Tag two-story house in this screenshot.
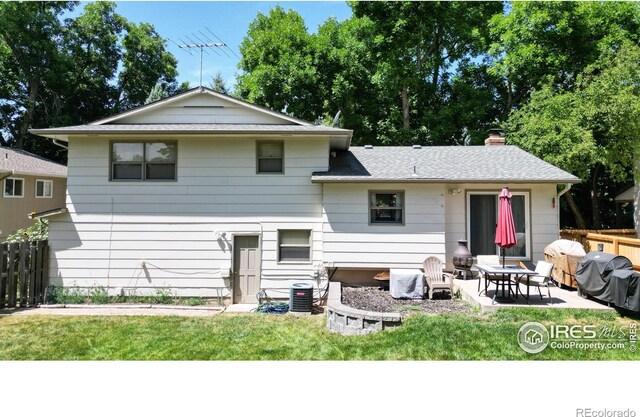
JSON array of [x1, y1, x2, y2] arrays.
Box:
[[30, 87, 578, 303]]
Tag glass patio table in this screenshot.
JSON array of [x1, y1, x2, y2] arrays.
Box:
[[475, 264, 537, 304]]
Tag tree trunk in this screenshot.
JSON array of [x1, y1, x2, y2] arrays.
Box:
[[401, 84, 410, 129], [590, 166, 602, 229], [18, 78, 39, 150], [564, 190, 587, 229]]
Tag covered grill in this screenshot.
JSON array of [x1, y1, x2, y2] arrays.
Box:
[[575, 252, 640, 311], [543, 239, 586, 288]]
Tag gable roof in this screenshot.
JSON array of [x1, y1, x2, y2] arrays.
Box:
[[311, 146, 579, 184], [0, 147, 67, 178], [91, 86, 312, 126], [29, 87, 353, 149]]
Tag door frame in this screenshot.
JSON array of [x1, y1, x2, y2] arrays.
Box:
[[231, 233, 262, 304]]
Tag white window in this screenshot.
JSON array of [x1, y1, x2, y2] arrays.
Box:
[[466, 191, 530, 259], [111, 141, 177, 181], [278, 230, 311, 262], [257, 141, 284, 174], [4, 178, 24, 198], [35, 179, 53, 198], [369, 191, 404, 224]]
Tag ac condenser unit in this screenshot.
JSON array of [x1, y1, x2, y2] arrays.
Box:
[[289, 283, 313, 313]]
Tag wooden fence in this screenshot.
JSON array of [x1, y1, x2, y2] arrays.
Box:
[[560, 229, 640, 270], [0, 241, 48, 309]]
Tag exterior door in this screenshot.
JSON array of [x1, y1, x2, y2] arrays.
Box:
[[233, 236, 260, 304]]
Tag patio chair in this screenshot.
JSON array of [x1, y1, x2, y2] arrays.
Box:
[[476, 255, 500, 293], [423, 257, 455, 299], [515, 260, 554, 304]]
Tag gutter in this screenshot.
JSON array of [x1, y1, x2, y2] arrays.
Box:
[[557, 183, 573, 233], [29, 207, 68, 220]]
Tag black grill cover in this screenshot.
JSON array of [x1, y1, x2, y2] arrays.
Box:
[[576, 252, 639, 311]]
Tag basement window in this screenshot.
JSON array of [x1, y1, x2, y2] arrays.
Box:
[[111, 141, 177, 181], [278, 230, 311, 262]]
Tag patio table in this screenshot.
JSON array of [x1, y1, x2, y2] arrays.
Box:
[[475, 264, 537, 304]]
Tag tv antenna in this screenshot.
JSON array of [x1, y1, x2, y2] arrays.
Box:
[[170, 28, 240, 88]]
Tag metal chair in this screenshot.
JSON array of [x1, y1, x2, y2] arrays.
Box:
[[423, 257, 455, 299], [476, 255, 500, 293], [515, 260, 554, 304]]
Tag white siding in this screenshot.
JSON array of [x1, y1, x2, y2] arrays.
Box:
[[322, 183, 446, 269], [116, 95, 294, 125], [444, 183, 559, 270], [48, 135, 329, 298]]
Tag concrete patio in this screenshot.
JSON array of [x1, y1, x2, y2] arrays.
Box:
[[454, 277, 613, 312]]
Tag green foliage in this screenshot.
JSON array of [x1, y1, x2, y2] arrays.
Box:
[[209, 71, 229, 95], [6, 219, 48, 243], [144, 82, 169, 104], [0, 2, 179, 159]]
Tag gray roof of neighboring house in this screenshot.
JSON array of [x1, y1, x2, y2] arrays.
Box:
[[311, 145, 580, 183], [0, 147, 67, 178]]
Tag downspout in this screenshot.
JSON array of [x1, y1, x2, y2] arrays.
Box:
[[0, 169, 16, 182], [557, 183, 573, 235], [52, 139, 68, 149]]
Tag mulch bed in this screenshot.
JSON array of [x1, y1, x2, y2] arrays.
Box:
[[341, 286, 472, 315]]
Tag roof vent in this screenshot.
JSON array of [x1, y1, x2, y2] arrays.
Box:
[[413, 144, 422, 149], [364, 145, 373, 150]]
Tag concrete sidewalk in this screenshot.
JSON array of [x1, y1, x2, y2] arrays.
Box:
[[0, 304, 226, 317]]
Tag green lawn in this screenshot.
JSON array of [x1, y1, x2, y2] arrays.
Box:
[[0, 308, 638, 360]]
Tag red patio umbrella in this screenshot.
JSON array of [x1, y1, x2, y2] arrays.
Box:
[[495, 187, 517, 267]]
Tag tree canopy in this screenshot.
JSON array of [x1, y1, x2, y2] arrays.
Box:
[[0, 1, 179, 161]]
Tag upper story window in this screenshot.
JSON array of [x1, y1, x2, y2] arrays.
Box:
[[111, 141, 177, 181], [257, 141, 284, 174], [467, 191, 530, 259], [35, 179, 53, 198], [369, 191, 404, 224], [4, 178, 24, 198]]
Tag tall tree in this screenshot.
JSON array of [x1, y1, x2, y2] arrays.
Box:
[[0, 2, 180, 162], [506, 42, 640, 229], [209, 71, 229, 95]]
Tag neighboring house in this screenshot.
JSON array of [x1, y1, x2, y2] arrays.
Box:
[[30, 87, 579, 302], [614, 186, 635, 228], [0, 147, 67, 241]]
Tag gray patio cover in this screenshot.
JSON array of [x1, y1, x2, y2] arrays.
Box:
[[390, 269, 424, 299]]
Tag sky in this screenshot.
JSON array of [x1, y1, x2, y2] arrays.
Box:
[[93, 1, 353, 89]]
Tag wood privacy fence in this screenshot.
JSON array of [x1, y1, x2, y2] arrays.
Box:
[[0, 241, 48, 309], [560, 229, 640, 270]]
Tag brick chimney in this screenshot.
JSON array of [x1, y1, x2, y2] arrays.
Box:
[[485, 128, 505, 146]]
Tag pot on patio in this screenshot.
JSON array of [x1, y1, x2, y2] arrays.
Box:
[[452, 239, 474, 280]]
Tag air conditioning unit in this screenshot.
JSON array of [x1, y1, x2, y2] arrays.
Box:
[[289, 283, 313, 313]]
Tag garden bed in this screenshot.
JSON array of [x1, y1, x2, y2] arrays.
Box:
[[341, 286, 471, 315]]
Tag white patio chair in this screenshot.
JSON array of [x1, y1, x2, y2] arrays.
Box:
[[515, 260, 554, 304], [423, 257, 455, 299], [476, 255, 500, 293]]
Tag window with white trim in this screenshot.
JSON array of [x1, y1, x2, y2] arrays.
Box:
[[369, 191, 404, 224], [35, 179, 53, 198], [111, 141, 177, 181], [257, 141, 284, 174], [278, 230, 311, 262], [4, 178, 24, 198], [466, 191, 530, 259]]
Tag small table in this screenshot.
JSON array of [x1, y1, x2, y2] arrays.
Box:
[[475, 264, 537, 304]]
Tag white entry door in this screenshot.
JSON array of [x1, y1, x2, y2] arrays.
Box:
[[233, 236, 260, 304]]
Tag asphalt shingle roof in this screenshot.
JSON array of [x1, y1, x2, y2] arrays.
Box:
[[30, 123, 351, 135], [0, 147, 67, 178], [311, 145, 579, 183]]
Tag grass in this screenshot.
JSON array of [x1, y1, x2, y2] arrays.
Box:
[[0, 308, 639, 360]]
